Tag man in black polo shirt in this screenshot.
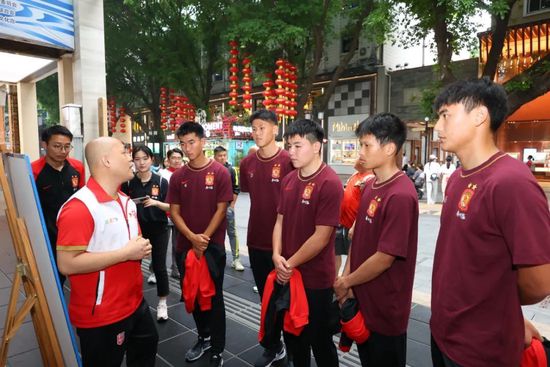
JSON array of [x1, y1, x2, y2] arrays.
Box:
[[32, 125, 85, 285]]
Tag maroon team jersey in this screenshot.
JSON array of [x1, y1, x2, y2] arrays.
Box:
[[431, 152, 550, 367], [277, 163, 343, 289], [239, 148, 294, 251], [350, 171, 418, 335], [166, 159, 233, 252]]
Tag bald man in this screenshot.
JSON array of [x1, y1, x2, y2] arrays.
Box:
[[57, 137, 158, 367]]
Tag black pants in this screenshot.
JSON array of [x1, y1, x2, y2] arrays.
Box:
[[142, 225, 169, 297], [77, 299, 158, 367], [283, 287, 338, 367], [431, 335, 463, 367], [357, 331, 406, 367], [249, 248, 275, 298], [181, 244, 226, 354]]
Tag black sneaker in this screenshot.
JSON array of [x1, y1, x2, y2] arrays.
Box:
[[185, 336, 211, 362], [254, 343, 286, 367], [209, 353, 223, 367]]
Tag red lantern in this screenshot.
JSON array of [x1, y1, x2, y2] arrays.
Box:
[[228, 40, 239, 109], [241, 54, 253, 113]]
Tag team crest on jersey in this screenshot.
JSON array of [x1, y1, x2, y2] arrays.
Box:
[[117, 331, 125, 345], [458, 183, 477, 212], [151, 185, 159, 197], [271, 164, 281, 182], [366, 196, 382, 218], [302, 182, 315, 200], [205, 172, 215, 189], [71, 175, 79, 189]]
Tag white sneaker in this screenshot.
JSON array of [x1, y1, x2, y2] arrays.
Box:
[[147, 273, 157, 284], [253, 286, 258, 293], [232, 259, 244, 271], [157, 301, 168, 322]]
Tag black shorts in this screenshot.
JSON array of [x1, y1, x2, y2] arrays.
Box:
[[335, 226, 350, 256]]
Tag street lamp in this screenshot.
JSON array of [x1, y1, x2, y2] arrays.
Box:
[[424, 116, 429, 164]]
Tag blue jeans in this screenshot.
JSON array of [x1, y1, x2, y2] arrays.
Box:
[[226, 206, 239, 260]]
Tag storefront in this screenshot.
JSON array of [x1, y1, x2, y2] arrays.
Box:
[[327, 114, 368, 176]]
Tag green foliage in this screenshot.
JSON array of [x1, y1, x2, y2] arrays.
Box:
[[504, 77, 533, 93], [36, 74, 60, 126], [420, 80, 442, 118]]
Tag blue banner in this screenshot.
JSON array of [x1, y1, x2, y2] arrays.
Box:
[[0, 0, 74, 50]]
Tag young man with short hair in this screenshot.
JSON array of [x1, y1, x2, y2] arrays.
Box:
[[333, 113, 418, 367], [430, 78, 550, 367], [56, 137, 157, 367], [274, 119, 343, 367], [239, 110, 294, 367], [213, 145, 244, 271], [32, 125, 85, 285], [167, 122, 233, 367]]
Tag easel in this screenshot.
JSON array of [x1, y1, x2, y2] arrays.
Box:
[[0, 155, 64, 366]]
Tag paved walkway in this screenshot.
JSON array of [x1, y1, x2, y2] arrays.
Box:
[[1, 190, 549, 366]]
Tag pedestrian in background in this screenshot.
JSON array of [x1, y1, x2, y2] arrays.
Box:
[[273, 119, 343, 367], [431, 78, 550, 367], [424, 154, 440, 204], [159, 148, 185, 279], [438, 155, 456, 196], [32, 125, 85, 286], [213, 145, 244, 271], [57, 137, 157, 367], [121, 145, 170, 322], [334, 113, 418, 367], [239, 110, 294, 366]]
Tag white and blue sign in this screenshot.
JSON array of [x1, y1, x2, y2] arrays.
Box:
[[0, 0, 74, 50]]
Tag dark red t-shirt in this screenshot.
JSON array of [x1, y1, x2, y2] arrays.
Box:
[[277, 164, 343, 289], [166, 159, 233, 252], [339, 172, 374, 229], [239, 148, 294, 251], [431, 152, 550, 367], [350, 171, 418, 335]]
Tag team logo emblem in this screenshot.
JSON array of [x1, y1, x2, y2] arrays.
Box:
[[116, 331, 125, 346], [205, 172, 215, 186], [302, 182, 315, 200], [151, 185, 159, 197], [71, 175, 79, 189], [458, 183, 477, 212], [272, 164, 281, 179], [367, 196, 381, 218]]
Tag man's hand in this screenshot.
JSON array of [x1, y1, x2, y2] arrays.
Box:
[[273, 254, 292, 284], [190, 233, 210, 258], [524, 318, 542, 347], [334, 276, 351, 303], [142, 197, 156, 207], [124, 236, 152, 261]]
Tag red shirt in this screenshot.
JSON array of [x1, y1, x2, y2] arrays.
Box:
[[277, 164, 343, 289], [431, 152, 550, 367], [56, 178, 143, 328], [339, 172, 373, 228], [166, 159, 233, 251], [239, 148, 294, 251], [350, 171, 418, 335]]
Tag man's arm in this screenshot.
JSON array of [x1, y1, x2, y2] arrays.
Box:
[[170, 203, 209, 253], [272, 213, 291, 283], [203, 201, 228, 239], [334, 251, 395, 302], [287, 225, 334, 269], [518, 264, 550, 304], [57, 236, 151, 275]]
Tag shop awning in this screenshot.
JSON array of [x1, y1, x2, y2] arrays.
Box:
[[507, 91, 550, 122], [0, 51, 55, 83]]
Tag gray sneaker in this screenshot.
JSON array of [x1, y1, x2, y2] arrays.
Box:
[[254, 343, 286, 367], [185, 336, 211, 362], [209, 353, 223, 367]]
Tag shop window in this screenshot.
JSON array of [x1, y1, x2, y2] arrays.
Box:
[[527, 0, 550, 14], [341, 36, 358, 54]]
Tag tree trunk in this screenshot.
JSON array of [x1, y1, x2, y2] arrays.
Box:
[[482, 0, 517, 79], [317, 0, 374, 112], [504, 52, 550, 115], [433, 1, 455, 84]]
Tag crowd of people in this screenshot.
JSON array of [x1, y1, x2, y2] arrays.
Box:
[[31, 77, 549, 367]]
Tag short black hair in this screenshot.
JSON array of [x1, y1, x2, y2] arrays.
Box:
[[167, 148, 183, 158], [213, 146, 227, 155], [355, 113, 406, 154], [176, 121, 205, 139], [132, 145, 154, 159], [41, 125, 73, 143], [249, 109, 277, 125], [284, 119, 324, 144], [433, 77, 508, 132]]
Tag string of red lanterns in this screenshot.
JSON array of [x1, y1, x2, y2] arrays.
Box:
[[108, 97, 117, 134], [228, 40, 239, 108], [241, 54, 252, 112]]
